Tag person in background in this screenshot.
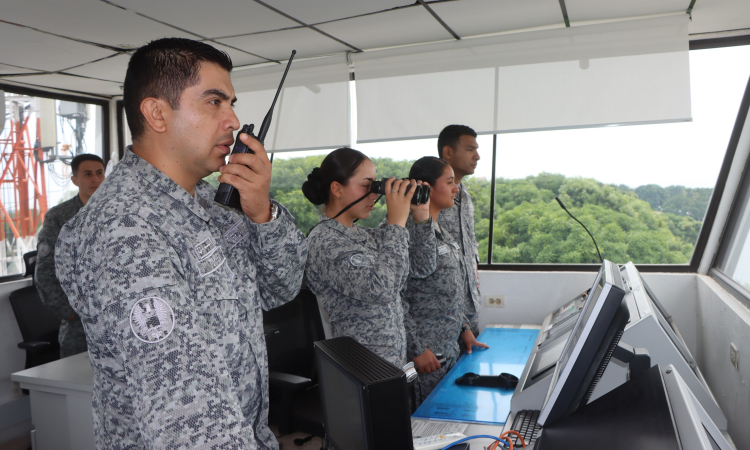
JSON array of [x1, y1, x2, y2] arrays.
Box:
[[404, 156, 489, 407], [437, 125, 483, 343], [35, 153, 105, 358], [303, 147, 435, 368], [55, 38, 308, 449]]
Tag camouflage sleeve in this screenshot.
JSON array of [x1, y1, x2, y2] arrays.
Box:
[[308, 224, 409, 306], [86, 216, 254, 449], [35, 212, 75, 321], [406, 219, 437, 279], [402, 292, 426, 360], [245, 201, 308, 310]]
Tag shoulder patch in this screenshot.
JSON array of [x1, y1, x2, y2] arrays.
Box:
[[350, 253, 375, 267], [438, 244, 451, 255], [130, 297, 175, 343], [38, 242, 50, 258]]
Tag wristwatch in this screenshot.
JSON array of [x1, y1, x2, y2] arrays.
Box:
[[460, 324, 470, 334]]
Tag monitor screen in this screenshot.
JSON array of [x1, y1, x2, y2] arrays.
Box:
[[538, 260, 628, 426]]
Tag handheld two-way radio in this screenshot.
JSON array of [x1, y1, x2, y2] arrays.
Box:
[[214, 50, 296, 209]]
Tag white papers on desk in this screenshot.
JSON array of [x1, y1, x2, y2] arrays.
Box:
[[411, 419, 468, 438]]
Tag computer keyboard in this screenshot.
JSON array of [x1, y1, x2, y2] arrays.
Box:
[[510, 409, 543, 447]]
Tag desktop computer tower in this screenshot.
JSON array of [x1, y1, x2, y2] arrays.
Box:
[[315, 337, 413, 450]]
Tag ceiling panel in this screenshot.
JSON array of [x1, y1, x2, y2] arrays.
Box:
[[0, 23, 114, 72], [431, 0, 563, 37], [689, 0, 750, 34], [217, 28, 350, 62], [210, 43, 269, 67], [0, 64, 42, 75], [264, 0, 412, 25], [2, 0, 192, 49], [3, 73, 122, 96], [65, 54, 130, 83], [565, 0, 687, 23], [116, 0, 299, 40], [317, 7, 454, 51]]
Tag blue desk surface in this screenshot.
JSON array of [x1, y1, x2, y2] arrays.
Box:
[[412, 327, 540, 425]]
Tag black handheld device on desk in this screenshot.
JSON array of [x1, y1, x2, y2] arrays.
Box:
[[214, 50, 296, 209]]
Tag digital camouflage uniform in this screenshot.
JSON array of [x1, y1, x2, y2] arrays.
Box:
[[35, 194, 87, 358], [55, 149, 308, 450], [437, 182, 481, 336], [306, 218, 435, 367], [404, 219, 469, 406]]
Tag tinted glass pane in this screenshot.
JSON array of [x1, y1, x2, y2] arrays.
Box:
[[491, 45, 750, 264], [1, 93, 104, 275]]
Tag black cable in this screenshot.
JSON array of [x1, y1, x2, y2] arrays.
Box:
[[555, 196, 603, 263]]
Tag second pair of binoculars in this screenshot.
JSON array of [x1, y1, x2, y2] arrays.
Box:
[[370, 178, 431, 205]]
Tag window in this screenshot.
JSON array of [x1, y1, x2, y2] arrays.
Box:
[[0, 89, 105, 275], [490, 44, 750, 265]]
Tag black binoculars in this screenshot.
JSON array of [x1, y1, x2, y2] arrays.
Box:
[[370, 178, 430, 205]]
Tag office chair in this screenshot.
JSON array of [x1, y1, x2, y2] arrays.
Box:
[[264, 288, 326, 438], [9, 251, 61, 370]]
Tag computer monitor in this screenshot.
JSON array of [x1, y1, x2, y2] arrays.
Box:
[[538, 259, 629, 426], [314, 336, 413, 450]]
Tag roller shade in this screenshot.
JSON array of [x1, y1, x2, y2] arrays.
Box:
[[353, 14, 691, 143], [230, 56, 350, 152]]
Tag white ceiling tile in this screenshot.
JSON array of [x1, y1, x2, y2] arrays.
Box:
[[0, 64, 42, 75], [4, 74, 122, 96], [65, 54, 131, 83], [116, 0, 299, 40], [431, 0, 564, 37], [689, 0, 750, 35], [2, 0, 193, 49], [0, 23, 114, 72], [217, 28, 349, 62], [263, 0, 412, 25], [211, 42, 276, 67], [565, 0, 688, 23], [317, 7, 455, 50]]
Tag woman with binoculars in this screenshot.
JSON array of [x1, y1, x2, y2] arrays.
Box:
[[302, 148, 435, 368]]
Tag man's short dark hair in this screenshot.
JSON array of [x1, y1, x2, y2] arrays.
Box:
[[123, 38, 233, 141], [71, 154, 104, 175], [437, 125, 478, 158]]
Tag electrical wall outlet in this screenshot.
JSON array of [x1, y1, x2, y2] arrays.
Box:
[[730, 343, 739, 370], [485, 295, 506, 308]]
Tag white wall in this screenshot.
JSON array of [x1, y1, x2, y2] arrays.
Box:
[[694, 275, 750, 450]]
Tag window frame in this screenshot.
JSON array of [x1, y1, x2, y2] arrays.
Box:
[[0, 82, 112, 169], [476, 38, 750, 273]]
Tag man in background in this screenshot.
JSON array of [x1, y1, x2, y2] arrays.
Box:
[[35, 153, 105, 357], [437, 125, 482, 341]]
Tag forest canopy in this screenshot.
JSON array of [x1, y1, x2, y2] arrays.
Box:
[[205, 156, 710, 265]]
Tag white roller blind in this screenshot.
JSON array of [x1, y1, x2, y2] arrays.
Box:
[[230, 56, 350, 152], [353, 14, 691, 143]]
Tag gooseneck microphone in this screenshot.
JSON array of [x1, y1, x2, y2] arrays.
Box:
[[555, 196, 603, 263]]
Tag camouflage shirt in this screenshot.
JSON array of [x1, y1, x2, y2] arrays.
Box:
[[35, 194, 88, 358], [305, 218, 434, 367], [437, 182, 481, 329], [55, 149, 308, 450], [404, 219, 469, 362]]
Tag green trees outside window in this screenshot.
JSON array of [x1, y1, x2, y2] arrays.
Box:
[[207, 157, 709, 265]]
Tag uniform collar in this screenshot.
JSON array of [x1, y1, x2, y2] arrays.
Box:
[[72, 194, 84, 209], [319, 217, 369, 244], [123, 147, 211, 223]]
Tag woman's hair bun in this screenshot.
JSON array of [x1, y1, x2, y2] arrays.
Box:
[[302, 167, 327, 205]]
